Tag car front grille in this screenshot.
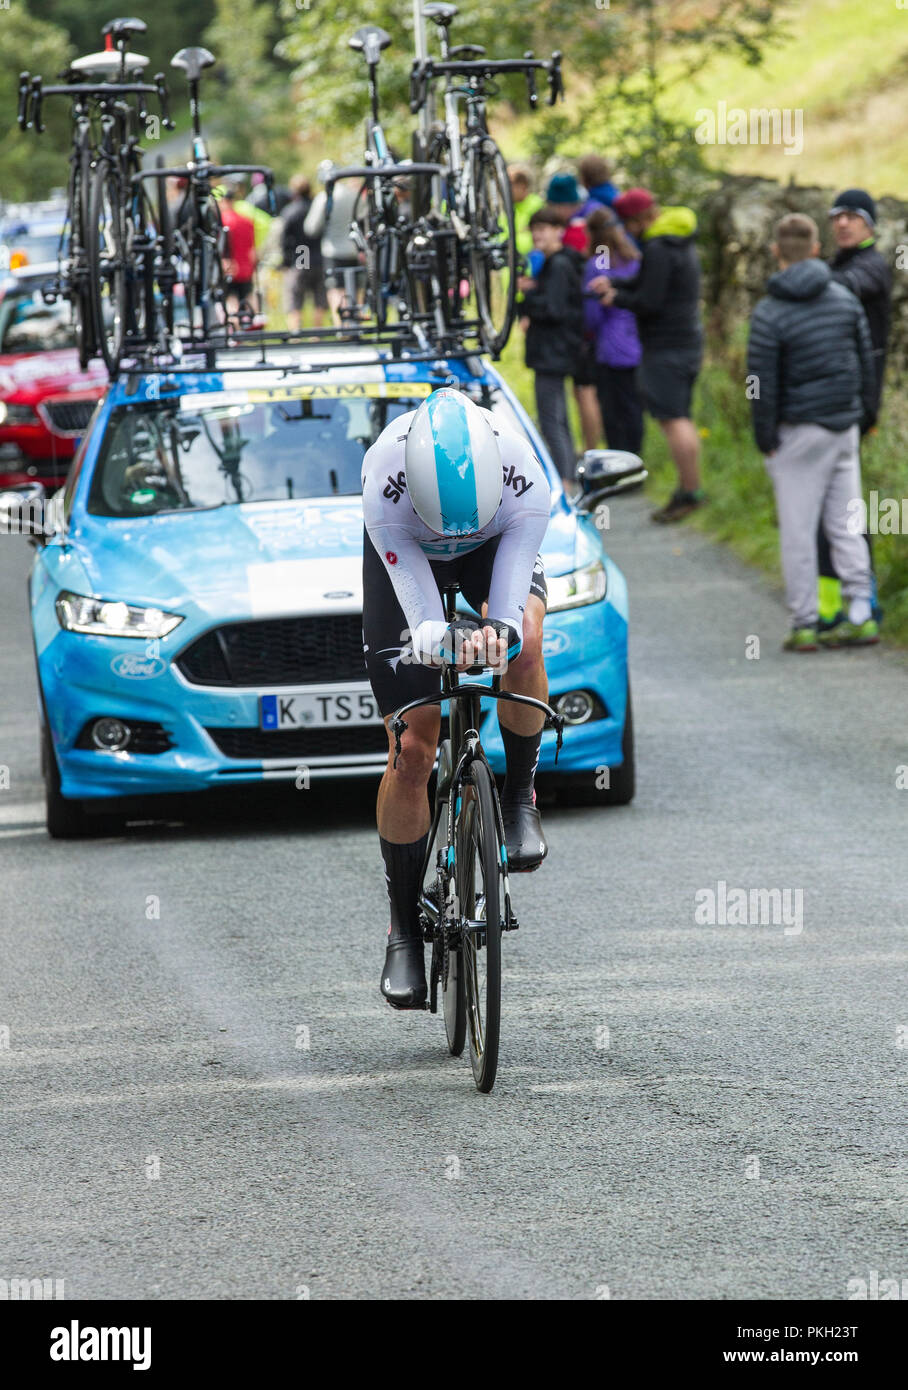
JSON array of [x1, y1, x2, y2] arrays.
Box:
[[176, 615, 367, 687], [41, 398, 97, 435], [206, 724, 387, 760]]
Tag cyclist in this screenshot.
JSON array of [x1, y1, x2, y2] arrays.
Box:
[[362, 387, 552, 1009]]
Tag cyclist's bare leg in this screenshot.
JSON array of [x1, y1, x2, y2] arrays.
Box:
[[377, 705, 441, 843], [376, 704, 440, 1008], [497, 595, 547, 734], [486, 595, 549, 869]]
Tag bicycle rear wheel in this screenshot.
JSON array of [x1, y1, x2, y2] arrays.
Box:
[[456, 758, 502, 1092], [468, 139, 516, 358], [87, 160, 127, 373]]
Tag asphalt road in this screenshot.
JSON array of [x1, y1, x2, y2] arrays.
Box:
[[1, 498, 906, 1301]]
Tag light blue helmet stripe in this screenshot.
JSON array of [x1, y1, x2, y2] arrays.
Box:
[[427, 391, 479, 536]]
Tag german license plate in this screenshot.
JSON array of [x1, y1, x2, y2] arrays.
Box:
[[260, 688, 381, 730]]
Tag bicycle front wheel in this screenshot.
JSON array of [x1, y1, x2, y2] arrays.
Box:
[[468, 139, 516, 358], [456, 758, 503, 1092], [87, 161, 127, 373]]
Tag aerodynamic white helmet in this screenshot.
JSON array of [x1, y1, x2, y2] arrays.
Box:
[[404, 388, 503, 537]]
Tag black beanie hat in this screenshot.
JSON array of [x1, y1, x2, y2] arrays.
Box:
[[830, 188, 877, 228]]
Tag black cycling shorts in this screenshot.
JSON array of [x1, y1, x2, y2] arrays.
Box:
[[362, 530, 547, 718]]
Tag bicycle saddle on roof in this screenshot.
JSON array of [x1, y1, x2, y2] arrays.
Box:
[[449, 44, 486, 59], [70, 49, 149, 75], [348, 25, 392, 59], [424, 3, 459, 27], [101, 17, 148, 39], [171, 47, 216, 81]]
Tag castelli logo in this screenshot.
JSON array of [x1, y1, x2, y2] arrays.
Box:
[[386, 550, 398, 565]]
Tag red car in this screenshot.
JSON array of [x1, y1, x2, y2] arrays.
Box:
[[0, 266, 107, 490]]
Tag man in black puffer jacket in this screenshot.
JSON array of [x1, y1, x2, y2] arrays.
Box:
[[519, 207, 584, 482], [747, 213, 878, 652], [817, 188, 893, 624]]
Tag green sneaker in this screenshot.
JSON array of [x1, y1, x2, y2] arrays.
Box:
[[783, 627, 819, 652], [817, 619, 880, 648]]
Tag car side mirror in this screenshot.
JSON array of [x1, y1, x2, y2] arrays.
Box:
[[0, 481, 53, 542], [574, 449, 647, 510]]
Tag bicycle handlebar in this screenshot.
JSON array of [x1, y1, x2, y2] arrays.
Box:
[[324, 161, 446, 219], [134, 162, 274, 184], [409, 51, 562, 113], [390, 685, 565, 768], [23, 76, 168, 133]]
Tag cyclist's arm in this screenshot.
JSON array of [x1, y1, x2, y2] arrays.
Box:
[[486, 505, 550, 659]]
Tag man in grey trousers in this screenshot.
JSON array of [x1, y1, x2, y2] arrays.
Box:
[[747, 214, 879, 652]]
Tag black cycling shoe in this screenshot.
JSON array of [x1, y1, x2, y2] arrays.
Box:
[[380, 933, 428, 1010], [501, 797, 548, 873]]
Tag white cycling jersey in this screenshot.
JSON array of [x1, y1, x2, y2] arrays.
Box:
[[362, 406, 551, 663]]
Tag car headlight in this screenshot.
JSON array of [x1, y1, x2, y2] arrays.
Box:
[[55, 590, 184, 638], [0, 401, 40, 425], [546, 560, 607, 611]]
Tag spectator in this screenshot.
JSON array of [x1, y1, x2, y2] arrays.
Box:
[[509, 163, 544, 260], [817, 188, 893, 626], [591, 187, 704, 522], [229, 176, 273, 255], [518, 207, 584, 483], [545, 172, 602, 451], [219, 180, 258, 312], [281, 174, 327, 331], [544, 172, 587, 254], [577, 154, 620, 211], [746, 213, 878, 651], [583, 207, 643, 453], [304, 162, 362, 325]]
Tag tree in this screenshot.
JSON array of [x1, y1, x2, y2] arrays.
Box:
[[276, 0, 609, 140], [201, 0, 297, 175], [279, 0, 788, 201], [0, 10, 73, 202], [28, 1, 216, 81]]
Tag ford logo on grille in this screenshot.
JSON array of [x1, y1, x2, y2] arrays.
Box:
[[110, 654, 167, 680]]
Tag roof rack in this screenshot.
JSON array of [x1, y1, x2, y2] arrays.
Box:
[[115, 315, 491, 379]]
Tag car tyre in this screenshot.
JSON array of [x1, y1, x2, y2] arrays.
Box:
[[557, 681, 635, 807], [42, 722, 117, 839]]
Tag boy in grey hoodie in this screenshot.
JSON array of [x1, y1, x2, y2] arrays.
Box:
[[746, 214, 878, 651]]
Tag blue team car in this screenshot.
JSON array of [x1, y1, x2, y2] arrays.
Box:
[[11, 343, 639, 835]]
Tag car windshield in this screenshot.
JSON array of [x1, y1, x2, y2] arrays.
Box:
[[87, 382, 527, 517], [0, 288, 76, 353]]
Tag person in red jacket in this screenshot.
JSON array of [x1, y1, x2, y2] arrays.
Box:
[[219, 179, 257, 312]]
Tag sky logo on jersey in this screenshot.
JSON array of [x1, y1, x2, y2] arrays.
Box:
[[428, 390, 479, 536], [503, 462, 534, 498], [383, 470, 407, 503]]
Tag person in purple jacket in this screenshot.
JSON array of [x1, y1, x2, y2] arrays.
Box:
[[583, 206, 644, 453]]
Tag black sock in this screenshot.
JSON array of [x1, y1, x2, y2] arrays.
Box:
[[500, 726, 542, 807], [380, 833, 429, 941]]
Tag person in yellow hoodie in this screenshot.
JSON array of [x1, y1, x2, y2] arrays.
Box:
[[590, 188, 705, 523], [509, 164, 544, 261]]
